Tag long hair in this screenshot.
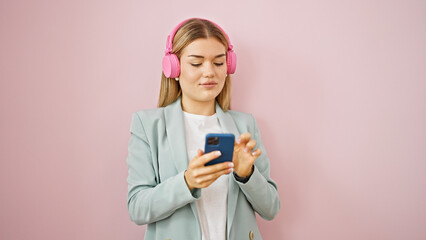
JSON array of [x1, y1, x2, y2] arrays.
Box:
[[158, 18, 232, 111]]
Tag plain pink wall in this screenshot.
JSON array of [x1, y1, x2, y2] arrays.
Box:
[[1, 0, 425, 239]]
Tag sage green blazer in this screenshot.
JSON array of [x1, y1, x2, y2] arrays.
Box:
[[126, 98, 280, 240]]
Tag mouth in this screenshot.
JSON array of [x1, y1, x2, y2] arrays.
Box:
[[200, 82, 218, 88]]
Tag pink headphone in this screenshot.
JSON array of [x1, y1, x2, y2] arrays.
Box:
[[162, 18, 237, 78]]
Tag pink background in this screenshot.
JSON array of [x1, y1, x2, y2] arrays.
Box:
[[1, 0, 425, 239]]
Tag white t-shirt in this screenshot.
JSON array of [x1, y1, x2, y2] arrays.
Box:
[[183, 111, 229, 240]]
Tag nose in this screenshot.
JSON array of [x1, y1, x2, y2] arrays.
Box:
[[203, 62, 215, 78]]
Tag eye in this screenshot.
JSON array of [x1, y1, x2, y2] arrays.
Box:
[[191, 63, 201, 67], [214, 63, 224, 66]]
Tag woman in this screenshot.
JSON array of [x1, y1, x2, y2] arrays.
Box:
[[126, 18, 280, 240]]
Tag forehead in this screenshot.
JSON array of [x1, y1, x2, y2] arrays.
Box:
[[181, 38, 226, 57]]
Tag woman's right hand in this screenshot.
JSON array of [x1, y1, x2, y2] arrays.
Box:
[[184, 149, 234, 191]]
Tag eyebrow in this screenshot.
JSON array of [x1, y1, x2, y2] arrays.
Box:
[[187, 54, 226, 59]]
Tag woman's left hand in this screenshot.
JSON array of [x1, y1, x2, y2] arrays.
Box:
[[232, 132, 261, 178]]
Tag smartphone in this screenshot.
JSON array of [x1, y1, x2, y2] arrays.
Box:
[[204, 133, 235, 166]]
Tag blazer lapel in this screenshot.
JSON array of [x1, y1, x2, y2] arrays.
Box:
[[164, 98, 201, 226], [215, 103, 241, 238], [164, 98, 189, 174]]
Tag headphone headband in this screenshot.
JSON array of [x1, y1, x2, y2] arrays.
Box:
[[165, 18, 234, 54]]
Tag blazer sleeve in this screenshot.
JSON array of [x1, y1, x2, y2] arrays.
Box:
[[233, 114, 280, 220], [126, 112, 201, 225]]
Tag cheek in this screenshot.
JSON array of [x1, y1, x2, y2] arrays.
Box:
[[218, 66, 227, 76], [180, 64, 199, 79], [220, 71, 227, 78], [218, 68, 227, 80]]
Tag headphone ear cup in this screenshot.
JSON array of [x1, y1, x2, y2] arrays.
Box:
[[162, 54, 180, 78], [226, 50, 237, 74]]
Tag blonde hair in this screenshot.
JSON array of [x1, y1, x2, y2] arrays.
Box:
[[158, 18, 232, 111]]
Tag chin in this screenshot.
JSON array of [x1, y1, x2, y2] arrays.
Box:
[[202, 91, 221, 100]]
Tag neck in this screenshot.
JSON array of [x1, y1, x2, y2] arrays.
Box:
[[181, 97, 216, 116]]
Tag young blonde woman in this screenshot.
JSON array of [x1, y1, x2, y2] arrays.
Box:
[[126, 18, 280, 240]]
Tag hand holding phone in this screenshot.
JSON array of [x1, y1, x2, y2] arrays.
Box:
[[184, 133, 235, 191]]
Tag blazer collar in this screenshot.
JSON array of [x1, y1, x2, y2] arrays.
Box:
[[164, 98, 188, 173], [215, 102, 240, 138]]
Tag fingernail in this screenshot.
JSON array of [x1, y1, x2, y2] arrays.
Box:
[[229, 168, 234, 172], [215, 151, 222, 156], [244, 148, 249, 153], [236, 138, 241, 144], [251, 152, 257, 156], [228, 162, 234, 168]]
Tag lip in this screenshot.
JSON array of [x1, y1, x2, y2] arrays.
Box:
[[200, 81, 218, 88]]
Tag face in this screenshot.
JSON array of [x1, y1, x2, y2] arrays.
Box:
[[178, 38, 228, 107]]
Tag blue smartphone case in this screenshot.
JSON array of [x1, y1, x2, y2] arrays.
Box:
[[204, 133, 235, 166]]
